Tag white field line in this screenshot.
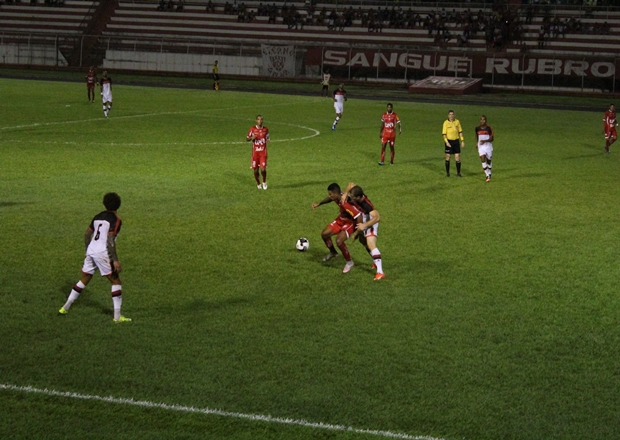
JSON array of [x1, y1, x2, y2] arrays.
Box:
[[0, 383, 445, 440], [0, 108, 321, 145]]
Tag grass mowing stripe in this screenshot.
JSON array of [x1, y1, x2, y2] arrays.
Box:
[[0, 384, 443, 440]]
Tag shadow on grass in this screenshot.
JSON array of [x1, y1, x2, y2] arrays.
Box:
[[58, 280, 112, 317], [277, 180, 329, 189], [0, 201, 33, 208]]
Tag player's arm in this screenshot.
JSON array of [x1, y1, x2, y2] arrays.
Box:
[[397, 117, 402, 134], [458, 124, 465, 147], [442, 121, 450, 146], [380, 121, 384, 138], [246, 130, 255, 141], [341, 182, 356, 202], [107, 234, 122, 273], [312, 196, 332, 209], [357, 208, 380, 231], [350, 213, 363, 241], [488, 127, 494, 143]]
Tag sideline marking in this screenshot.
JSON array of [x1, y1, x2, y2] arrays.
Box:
[[0, 383, 444, 440]]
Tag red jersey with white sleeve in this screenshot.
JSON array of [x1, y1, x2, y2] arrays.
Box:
[[604, 109, 617, 138], [247, 124, 270, 169], [381, 112, 400, 143]]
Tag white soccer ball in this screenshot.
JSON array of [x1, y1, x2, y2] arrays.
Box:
[[296, 238, 309, 252]]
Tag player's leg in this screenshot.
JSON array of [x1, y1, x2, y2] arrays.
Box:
[[332, 111, 342, 130], [60, 257, 95, 314], [260, 165, 267, 190], [455, 152, 462, 176], [379, 142, 387, 165], [609, 134, 617, 153], [107, 271, 130, 322], [480, 153, 489, 180], [251, 158, 261, 188], [365, 235, 384, 278], [445, 152, 451, 177], [321, 224, 339, 260], [389, 140, 395, 164], [335, 229, 354, 273]]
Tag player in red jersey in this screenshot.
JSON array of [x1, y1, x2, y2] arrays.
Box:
[[59, 192, 131, 323], [312, 182, 362, 273], [85, 66, 98, 103], [247, 115, 270, 189], [475, 115, 494, 182], [378, 103, 402, 165], [343, 183, 385, 280], [603, 103, 617, 154]]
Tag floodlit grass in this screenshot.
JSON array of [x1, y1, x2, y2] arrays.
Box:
[[1, 77, 619, 440]]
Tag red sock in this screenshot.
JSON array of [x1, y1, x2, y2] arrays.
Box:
[[381, 149, 385, 162], [324, 237, 336, 252], [261, 169, 267, 183], [390, 148, 395, 163], [337, 242, 351, 261]]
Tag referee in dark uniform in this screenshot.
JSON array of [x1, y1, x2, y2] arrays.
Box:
[[442, 109, 465, 177]]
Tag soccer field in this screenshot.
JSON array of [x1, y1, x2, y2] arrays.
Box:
[[1, 77, 619, 440]]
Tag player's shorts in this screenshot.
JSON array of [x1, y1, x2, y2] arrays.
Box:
[[82, 252, 113, 277], [87, 83, 95, 90], [605, 127, 617, 139], [381, 134, 396, 146], [213, 74, 220, 81], [102, 92, 112, 103], [478, 143, 493, 159], [445, 139, 461, 155], [334, 102, 344, 114], [362, 221, 379, 238], [328, 217, 356, 238], [251, 149, 267, 169]]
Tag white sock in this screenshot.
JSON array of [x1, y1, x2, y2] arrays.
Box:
[[334, 116, 340, 125], [112, 285, 122, 320], [371, 248, 383, 274], [63, 280, 86, 310]]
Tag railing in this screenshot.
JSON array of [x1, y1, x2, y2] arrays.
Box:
[[1, 32, 618, 93]]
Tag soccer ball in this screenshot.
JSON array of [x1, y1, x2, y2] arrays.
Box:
[[296, 238, 309, 251]]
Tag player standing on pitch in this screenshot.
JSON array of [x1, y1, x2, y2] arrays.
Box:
[[378, 103, 402, 166], [603, 103, 617, 154], [59, 192, 131, 323], [442, 109, 465, 177], [247, 115, 270, 190], [85, 66, 98, 103], [312, 183, 362, 274], [321, 68, 331, 97], [332, 83, 347, 130], [475, 115, 494, 182], [100, 71, 113, 118]]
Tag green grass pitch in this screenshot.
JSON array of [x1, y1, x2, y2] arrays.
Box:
[[1, 77, 620, 440]]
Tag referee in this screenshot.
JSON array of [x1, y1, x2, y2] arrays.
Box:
[[442, 109, 465, 177]]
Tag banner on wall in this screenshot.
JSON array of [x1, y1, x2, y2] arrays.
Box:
[[306, 48, 618, 78], [262, 45, 296, 77]]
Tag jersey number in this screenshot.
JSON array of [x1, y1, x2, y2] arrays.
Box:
[[94, 224, 103, 240]]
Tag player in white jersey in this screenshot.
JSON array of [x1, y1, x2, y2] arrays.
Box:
[[332, 83, 347, 130], [321, 69, 331, 97], [100, 71, 113, 118], [59, 192, 131, 322]]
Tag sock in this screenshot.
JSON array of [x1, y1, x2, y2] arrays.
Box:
[[261, 169, 267, 183], [254, 172, 261, 185], [390, 148, 395, 163], [337, 242, 351, 261], [333, 116, 340, 125], [456, 161, 462, 174], [324, 237, 336, 254], [445, 160, 450, 174], [370, 248, 383, 274], [107, 104, 111, 114], [62, 280, 86, 310], [381, 149, 385, 162], [487, 163, 492, 174], [111, 285, 122, 320]]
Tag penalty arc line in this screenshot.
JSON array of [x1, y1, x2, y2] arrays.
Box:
[[0, 383, 444, 440]]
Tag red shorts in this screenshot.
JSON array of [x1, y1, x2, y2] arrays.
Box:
[[328, 217, 356, 238], [251, 150, 267, 169], [87, 83, 95, 90], [381, 134, 396, 146], [605, 127, 617, 139]]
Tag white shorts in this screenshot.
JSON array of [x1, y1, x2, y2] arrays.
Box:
[[82, 252, 113, 276], [478, 143, 493, 159], [102, 92, 113, 103], [334, 102, 344, 114], [362, 214, 379, 237]]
